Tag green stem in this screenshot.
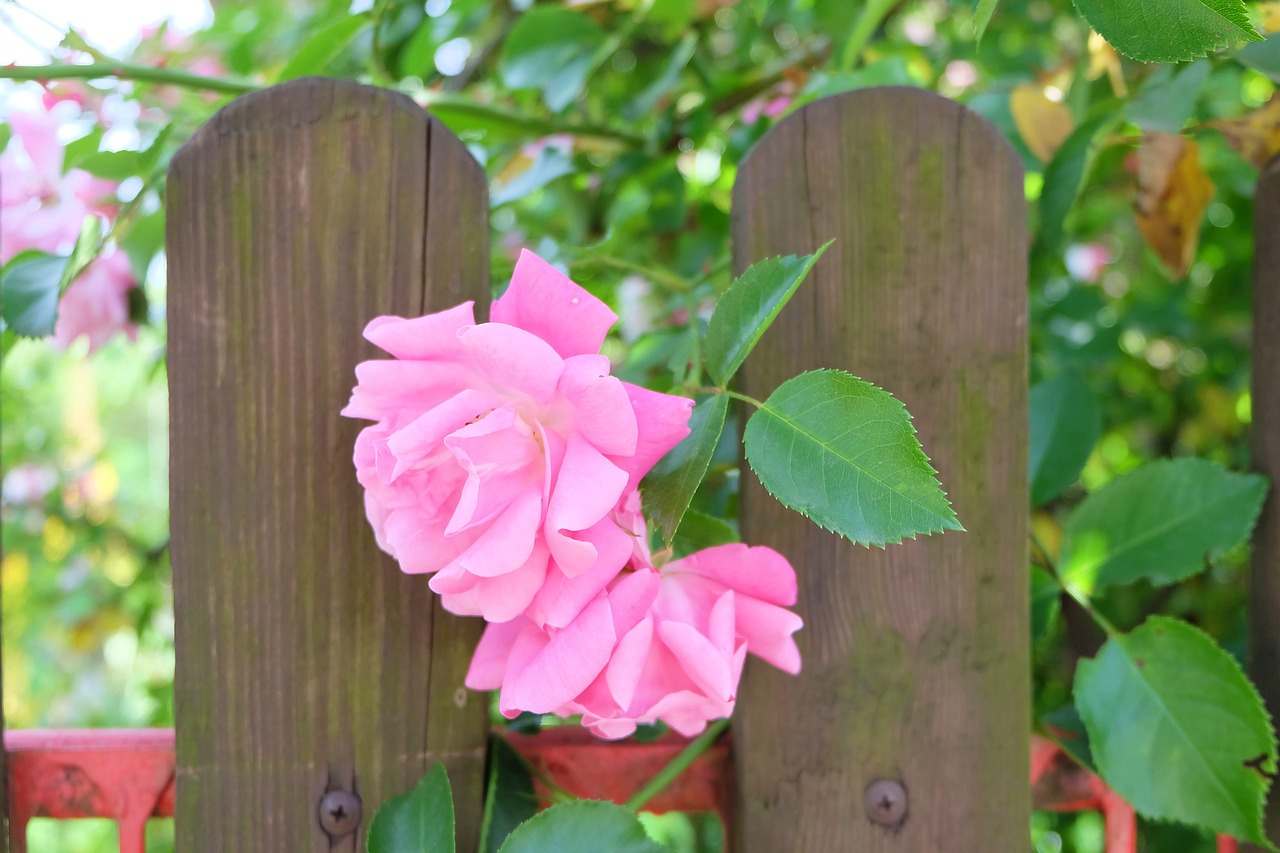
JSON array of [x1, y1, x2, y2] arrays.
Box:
[[419, 92, 648, 148], [624, 718, 730, 812], [0, 62, 259, 94], [837, 0, 898, 72], [724, 389, 766, 409], [570, 256, 689, 291]]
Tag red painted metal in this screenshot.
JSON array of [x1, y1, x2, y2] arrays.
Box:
[[1, 728, 1245, 852]]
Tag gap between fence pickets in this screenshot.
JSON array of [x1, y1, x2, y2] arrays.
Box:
[[1, 727, 1243, 853]]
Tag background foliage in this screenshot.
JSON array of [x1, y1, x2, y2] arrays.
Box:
[[3, 0, 1279, 849]]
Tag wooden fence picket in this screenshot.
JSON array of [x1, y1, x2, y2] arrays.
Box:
[[1248, 159, 1280, 852], [166, 77, 489, 851], [730, 87, 1031, 851]]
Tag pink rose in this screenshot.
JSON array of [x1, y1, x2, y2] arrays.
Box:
[[52, 249, 139, 352], [1, 107, 117, 264], [466, 543, 804, 739], [342, 250, 693, 623]]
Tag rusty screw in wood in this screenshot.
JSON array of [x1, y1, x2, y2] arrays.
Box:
[[319, 789, 363, 837], [863, 779, 908, 826]]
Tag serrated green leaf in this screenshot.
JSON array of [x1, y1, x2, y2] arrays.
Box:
[[1060, 458, 1268, 593], [1075, 617, 1276, 844], [59, 216, 104, 292], [497, 801, 664, 853], [366, 763, 455, 853], [1126, 61, 1212, 134], [1039, 113, 1114, 249], [973, 0, 1000, 41], [704, 241, 831, 387], [1029, 371, 1101, 506], [641, 393, 728, 542], [743, 369, 960, 547], [277, 15, 368, 81], [479, 737, 537, 853], [499, 9, 607, 113], [1, 251, 68, 338], [1072, 0, 1262, 63]]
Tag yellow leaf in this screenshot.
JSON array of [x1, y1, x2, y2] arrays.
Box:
[[1259, 2, 1280, 32], [1086, 31, 1128, 98], [1011, 83, 1075, 162], [1134, 133, 1214, 280], [1212, 95, 1280, 170]]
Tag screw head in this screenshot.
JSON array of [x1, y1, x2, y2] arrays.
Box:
[[863, 779, 908, 826], [319, 788, 363, 837]]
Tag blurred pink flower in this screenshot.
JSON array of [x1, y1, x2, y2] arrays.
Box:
[[741, 95, 792, 125], [343, 250, 693, 623], [1, 107, 117, 264], [52, 249, 139, 352], [1, 463, 57, 505], [466, 543, 803, 739], [1065, 242, 1112, 283]]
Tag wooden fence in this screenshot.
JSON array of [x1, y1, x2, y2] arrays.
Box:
[[159, 76, 1028, 852]]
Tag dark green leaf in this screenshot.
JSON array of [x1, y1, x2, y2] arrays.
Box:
[[625, 32, 698, 120], [497, 801, 664, 853], [1, 251, 67, 338], [499, 9, 607, 112], [492, 147, 575, 207], [1029, 370, 1101, 506], [1039, 113, 1114, 249], [1126, 61, 1211, 133], [1071, 0, 1261, 62], [743, 369, 961, 547], [1030, 565, 1061, 645], [480, 737, 537, 853], [673, 508, 739, 557], [641, 393, 729, 542], [704, 242, 831, 387], [1060, 458, 1268, 593], [1043, 704, 1095, 772], [366, 763, 455, 853], [1075, 617, 1275, 843], [278, 15, 369, 81], [1238, 33, 1280, 81]]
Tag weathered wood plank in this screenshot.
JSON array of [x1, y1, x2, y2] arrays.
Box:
[[167, 78, 488, 852], [730, 87, 1029, 851], [1248, 158, 1280, 851]]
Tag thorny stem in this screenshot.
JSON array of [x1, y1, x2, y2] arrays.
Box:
[[624, 717, 730, 812]]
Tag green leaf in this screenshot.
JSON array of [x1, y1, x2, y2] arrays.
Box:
[[1043, 704, 1095, 772], [1071, 0, 1262, 62], [59, 216, 104, 292], [673, 508, 739, 557], [743, 369, 961, 547], [1238, 33, 1280, 81], [1, 251, 68, 338], [479, 737, 537, 853], [641, 393, 728, 542], [277, 15, 368, 81], [1060, 458, 1268, 593], [973, 0, 1000, 41], [499, 8, 607, 113], [497, 801, 665, 853], [1030, 565, 1061, 646], [366, 763, 455, 853], [703, 241, 832, 387], [1029, 371, 1101, 506], [625, 31, 698, 120], [1039, 113, 1114, 249], [492, 147, 576, 207], [1126, 61, 1212, 133], [77, 149, 141, 182], [1075, 617, 1276, 844]]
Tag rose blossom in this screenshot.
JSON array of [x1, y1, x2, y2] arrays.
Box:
[[465, 542, 804, 739], [52, 249, 139, 353], [342, 250, 693, 623], [1, 107, 117, 264]]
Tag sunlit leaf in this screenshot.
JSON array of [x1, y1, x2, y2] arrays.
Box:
[[278, 15, 368, 81], [1060, 458, 1268, 593], [1076, 617, 1275, 844], [973, 0, 1000, 41], [1071, 0, 1261, 62], [499, 8, 607, 112], [743, 370, 960, 547]]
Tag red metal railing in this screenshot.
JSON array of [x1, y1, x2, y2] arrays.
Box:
[[3, 729, 1241, 853]]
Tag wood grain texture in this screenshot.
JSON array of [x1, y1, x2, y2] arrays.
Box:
[[167, 78, 488, 852], [730, 88, 1029, 851], [1248, 158, 1280, 852]]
